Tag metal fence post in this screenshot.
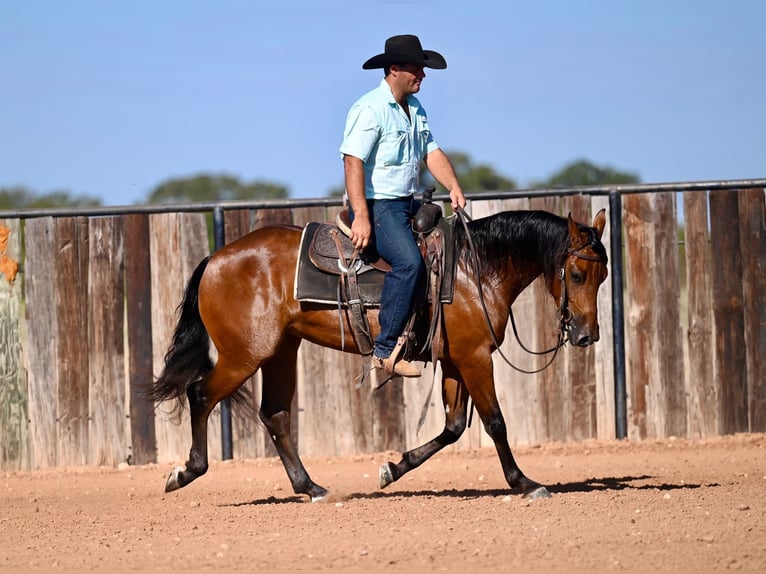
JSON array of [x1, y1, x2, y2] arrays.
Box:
[[608, 190, 628, 439]]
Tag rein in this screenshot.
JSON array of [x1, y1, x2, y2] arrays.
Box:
[[456, 207, 577, 375]]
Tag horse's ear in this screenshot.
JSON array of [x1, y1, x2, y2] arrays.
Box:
[[567, 212, 584, 249], [592, 208, 607, 240]]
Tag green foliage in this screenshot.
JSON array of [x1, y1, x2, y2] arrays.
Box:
[[531, 159, 640, 188], [330, 151, 518, 198], [0, 186, 101, 209], [148, 173, 288, 204], [423, 151, 517, 193]]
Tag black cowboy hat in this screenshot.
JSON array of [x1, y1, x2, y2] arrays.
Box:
[[362, 34, 447, 70]]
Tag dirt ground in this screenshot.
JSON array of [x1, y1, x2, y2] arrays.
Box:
[[1, 433, 764, 572]]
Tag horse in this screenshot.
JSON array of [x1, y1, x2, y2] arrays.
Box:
[[152, 207, 609, 501]]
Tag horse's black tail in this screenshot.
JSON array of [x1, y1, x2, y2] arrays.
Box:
[[151, 256, 213, 408]]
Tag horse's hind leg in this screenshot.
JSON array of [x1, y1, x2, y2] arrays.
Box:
[[259, 336, 328, 503], [379, 362, 470, 487], [165, 359, 256, 492]]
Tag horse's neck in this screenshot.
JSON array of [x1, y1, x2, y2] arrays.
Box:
[[509, 229, 561, 302], [509, 262, 548, 302]]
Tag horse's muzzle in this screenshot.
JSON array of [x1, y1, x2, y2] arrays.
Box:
[[573, 333, 599, 347], [568, 322, 600, 347]]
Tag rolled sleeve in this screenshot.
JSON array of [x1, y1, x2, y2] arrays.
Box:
[[340, 105, 380, 162]]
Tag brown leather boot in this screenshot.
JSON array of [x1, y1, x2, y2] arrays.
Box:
[[372, 355, 421, 378]]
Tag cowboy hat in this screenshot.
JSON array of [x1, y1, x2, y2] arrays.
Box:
[[362, 34, 447, 70]]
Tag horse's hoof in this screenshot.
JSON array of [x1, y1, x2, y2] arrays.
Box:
[[311, 491, 329, 503], [523, 485, 552, 500], [164, 466, 185, 493], [379, 462, 395, 489]]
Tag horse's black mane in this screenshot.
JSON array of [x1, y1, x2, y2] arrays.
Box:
[[453, 210, 607, 282]]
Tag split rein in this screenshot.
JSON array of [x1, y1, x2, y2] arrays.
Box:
[[454, 207, 591, 375]]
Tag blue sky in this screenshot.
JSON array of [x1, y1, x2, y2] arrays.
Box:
[[2, 0, 764, 206]]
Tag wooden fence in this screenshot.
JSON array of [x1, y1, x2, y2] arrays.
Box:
[[0, 187, 764, 471]]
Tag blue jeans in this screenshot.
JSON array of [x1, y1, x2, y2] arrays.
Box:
[[351, 196, 424, 358]]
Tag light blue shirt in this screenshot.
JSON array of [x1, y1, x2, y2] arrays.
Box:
[[340, 79, 440, 199]]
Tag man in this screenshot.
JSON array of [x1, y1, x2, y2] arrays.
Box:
[[339, 34, 466, 378]]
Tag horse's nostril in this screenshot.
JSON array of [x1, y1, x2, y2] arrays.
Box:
[[576, 335, 593, 347]]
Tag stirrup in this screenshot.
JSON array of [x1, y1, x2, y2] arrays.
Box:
[[372, 355, 421, 378]]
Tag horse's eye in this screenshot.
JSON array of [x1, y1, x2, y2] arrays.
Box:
[[570, 270, 584, 284]]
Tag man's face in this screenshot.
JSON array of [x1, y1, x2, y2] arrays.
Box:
[[391, 63, 426, 95]]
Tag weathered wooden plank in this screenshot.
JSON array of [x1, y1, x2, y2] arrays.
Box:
[[562, 195, 598, 441], [254, 207, 293, 229], [623, 194, 655, 438], [150, 213, 184, 464], [150, 213, 212, 463], [683, 191, 717, 437], [291, 206, 327, 227], [490, 197, 547, 447], [623, 192, 685, 439], [292, 206, 340, 456], [290, 205, 384, 456], [295, 340, 334, 456], [403, 361, 445, 452], [224, 209, 251, 243], [737, 188, 766, 431], [0, 219, 29, 470], [55, 217, 90, 466], [124, 214, 156, 465], [709, 190, 748, 434], [298, 343, 373, 455], [530, 195, 566, 442], [369, 366, 406, 453], [653, 192, 686, 437], [591, 195, 615, 440], [87, 217, 127, 466], [23, 218, 58, 469]]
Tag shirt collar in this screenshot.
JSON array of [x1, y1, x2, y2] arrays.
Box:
[[377, 77, 413, 109]]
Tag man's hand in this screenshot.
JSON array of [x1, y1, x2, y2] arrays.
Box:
[[450, 186, 467, 211], [350, 216, 371, 250], [343, 154, 371, 250]]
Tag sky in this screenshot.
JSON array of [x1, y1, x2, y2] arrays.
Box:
[[2, 0, 764, 207]]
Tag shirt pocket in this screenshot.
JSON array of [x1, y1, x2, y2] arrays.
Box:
[[416, 128, 432, 160], [377, 129, 410, 166]]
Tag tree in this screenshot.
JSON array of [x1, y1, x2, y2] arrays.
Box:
[[422, 151, 517, 193], [0, 186, 101, 209], [148, 173, 289, 204], [328, 151, 517, 198], [531, 159, 640, 188]]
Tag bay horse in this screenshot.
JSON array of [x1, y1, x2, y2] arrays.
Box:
[[153, 207, 608, 501]]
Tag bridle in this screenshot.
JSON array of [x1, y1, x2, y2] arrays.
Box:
[[456, 207, 602, 375]]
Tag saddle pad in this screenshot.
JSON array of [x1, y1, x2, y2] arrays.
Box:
[[295, 222, 385, 306], [294, 219, 456, 306]]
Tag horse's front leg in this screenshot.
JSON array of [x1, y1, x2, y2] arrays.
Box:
[[379, 361, 470, 488], [464, 357, 551, 499], [259, 409, 328, 502], [259, 342, 329, 503]]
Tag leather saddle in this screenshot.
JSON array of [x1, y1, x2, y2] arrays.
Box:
[[294, 194, 455, 358]]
